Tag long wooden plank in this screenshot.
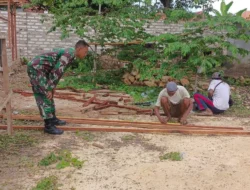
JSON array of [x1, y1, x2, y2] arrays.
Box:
[[0, 114, 244, 131], [13, 89, 83, 97], [0, 125, 249, 136]]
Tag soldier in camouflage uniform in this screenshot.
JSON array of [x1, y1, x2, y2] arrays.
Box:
[[27, 40, 89, 135]]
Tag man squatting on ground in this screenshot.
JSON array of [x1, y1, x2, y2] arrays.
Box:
[[154, 81, 193, 125], [27, 40, 89, 135], [193, 72, 230, 115]]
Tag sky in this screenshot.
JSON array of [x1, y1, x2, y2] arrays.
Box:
[[152, 0, 250, 13], [207, 0, 250, 13]]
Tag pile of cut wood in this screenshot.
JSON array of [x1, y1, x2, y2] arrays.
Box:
[[13, 88, 153, 115]]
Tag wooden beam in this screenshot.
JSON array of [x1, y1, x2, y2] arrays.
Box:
[[0, 0, 8, 6], [0, 125, 249, 136], [83, 94, 97, 107], [1, 39, 12, 135], [0, 114, 244, 131]]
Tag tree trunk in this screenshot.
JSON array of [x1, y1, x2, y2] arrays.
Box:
[[160, 0, 172, 8]]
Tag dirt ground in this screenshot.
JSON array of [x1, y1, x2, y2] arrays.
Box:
[[1, 65, 250, 190]]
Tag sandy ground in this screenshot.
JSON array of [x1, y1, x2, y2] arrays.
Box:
[[1, 65, 250, 190], [1, 92, 250, 190], [1, 130, 250, 190]]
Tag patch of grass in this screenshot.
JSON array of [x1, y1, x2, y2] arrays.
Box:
[[57, 150, 84, 169], [0, 132, 37, 152], [160, 152, 183, 161], [38, 150, 85, 169], [56, 159, 71, 169], [121, 135, 136, 141], [225, 92, 250, 117], [71, 157, 85, 169], [75, 131, 95, 141], [32, 175, 59, 190], [39, 153, 58, 166]]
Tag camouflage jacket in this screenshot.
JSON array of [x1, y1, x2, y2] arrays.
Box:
[[27, 48, 75, 93]]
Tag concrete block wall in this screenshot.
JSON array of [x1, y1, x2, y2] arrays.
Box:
[[0, 11, 184, 59], [0, 32, 13, 67], [0, 11, 81, 59], [145, 21, 184, 35]]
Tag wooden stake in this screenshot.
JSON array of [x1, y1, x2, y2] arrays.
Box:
[[1, 39, 12, 135]]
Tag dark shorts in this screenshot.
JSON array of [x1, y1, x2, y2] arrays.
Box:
[[170, 100, 183, 118]]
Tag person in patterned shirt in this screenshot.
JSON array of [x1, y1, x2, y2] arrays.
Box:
[[27, 40, 89, 135]]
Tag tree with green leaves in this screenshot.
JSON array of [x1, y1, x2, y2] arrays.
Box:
[[28, 0, 250, 81], [45, 0, 158, 43]]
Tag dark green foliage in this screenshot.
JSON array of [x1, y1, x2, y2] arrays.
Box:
[[70, 52, 97, 73], [27, 0, 250, 80], [39, 153, 58, 166], [164, 9, 198, 23], [46, 0, 157, 43]]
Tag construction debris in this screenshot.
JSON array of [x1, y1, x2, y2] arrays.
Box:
[[13, 89, 152, 115]]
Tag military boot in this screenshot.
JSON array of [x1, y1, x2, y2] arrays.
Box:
[[51, 112, 67, 126], [44, 119, 64, 135]]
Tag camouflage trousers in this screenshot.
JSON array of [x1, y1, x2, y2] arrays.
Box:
[[27, 66, 55, 119]]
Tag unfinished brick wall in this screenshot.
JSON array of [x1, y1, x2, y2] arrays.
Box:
[[0, 11, 184, 58], [0, 11, 80, 59], [0, 32, 13, 67]]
